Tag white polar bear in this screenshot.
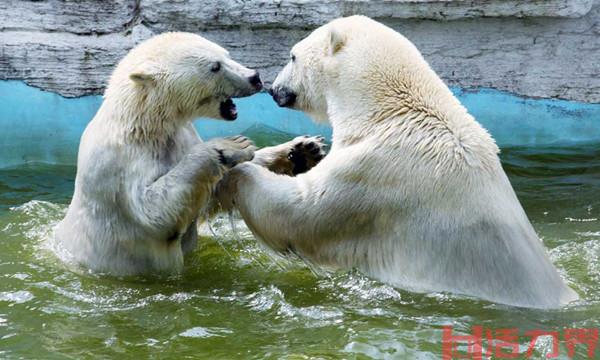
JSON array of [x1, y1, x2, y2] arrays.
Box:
[[55, 32, 325, 275], [218, 16, 579, 308]]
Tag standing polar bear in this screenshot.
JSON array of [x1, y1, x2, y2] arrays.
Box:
[[219, 16, 578, 308], [56, 32, 325, 275]]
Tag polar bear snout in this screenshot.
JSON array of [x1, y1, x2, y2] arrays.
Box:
[[218, 70, 262, 120], [227, 70, 262, 97], [269, 86, 297, 108], [220, 58, 263, 98], [248, 71, 263, 91]]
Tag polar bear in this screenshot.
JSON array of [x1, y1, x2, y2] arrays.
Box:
[[55, 32, 325, 275], [218, 16, 579, 308]]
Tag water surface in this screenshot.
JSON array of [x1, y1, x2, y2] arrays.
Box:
[[0, 144, 599, 359]]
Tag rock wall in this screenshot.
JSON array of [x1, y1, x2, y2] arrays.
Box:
[[1, 0, 599, 102]]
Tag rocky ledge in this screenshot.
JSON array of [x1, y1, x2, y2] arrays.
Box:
[[1, 0, 598, 102]]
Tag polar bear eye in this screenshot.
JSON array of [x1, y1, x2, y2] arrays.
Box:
[[210, 62, 221, 73], [291, 54, 296, 62]]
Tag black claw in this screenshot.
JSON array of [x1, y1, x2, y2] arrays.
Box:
[[216, 149, 226, 165], [288, 149, 308, 175]]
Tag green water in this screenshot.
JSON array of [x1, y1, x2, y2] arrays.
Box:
[[1, 144, 599, 359]]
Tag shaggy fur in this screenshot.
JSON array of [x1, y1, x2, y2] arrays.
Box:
[[55, 32, 324, 275], [218, 16, 578, 308]]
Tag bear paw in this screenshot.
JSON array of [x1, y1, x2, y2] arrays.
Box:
[[208, 135, 257, 168], [287, 135, 327, 175]]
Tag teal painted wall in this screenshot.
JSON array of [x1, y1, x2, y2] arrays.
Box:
[[1, 80, 599, 168]]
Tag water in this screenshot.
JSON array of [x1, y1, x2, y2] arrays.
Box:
[[0, 144, 599, 359]]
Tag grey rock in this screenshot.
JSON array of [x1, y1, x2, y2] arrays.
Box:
[[0, 0, 598, 102], [0, 31, 135, 96], [393, 4, 600, 102], [0, 0, 137, 34], [142, 0, 595, 33]]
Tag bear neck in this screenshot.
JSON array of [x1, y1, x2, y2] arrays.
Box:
[[326, 79, 500, 170], [99, 93, 185, 144]]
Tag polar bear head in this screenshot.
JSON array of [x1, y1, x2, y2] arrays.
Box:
[[270, 16, 456, 125], [105, 32, 262, 126]]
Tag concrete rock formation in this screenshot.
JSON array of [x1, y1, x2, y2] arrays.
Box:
[[0, 0, 598, 102]]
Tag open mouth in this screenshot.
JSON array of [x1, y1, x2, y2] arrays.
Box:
[[219, 98, 238, 121]]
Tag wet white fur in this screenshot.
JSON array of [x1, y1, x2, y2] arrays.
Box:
[[221, 16, 578, 308], [55, 32, 298, 275]]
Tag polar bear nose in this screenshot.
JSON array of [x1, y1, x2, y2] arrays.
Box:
[[270, 86, 297, 108], [248, 72, 263, 90]]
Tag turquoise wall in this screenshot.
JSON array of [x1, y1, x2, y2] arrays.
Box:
[[1, 80, 599, 168]]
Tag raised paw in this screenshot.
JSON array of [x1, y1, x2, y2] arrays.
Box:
[[287, 135, 327, 175], [208, 135, 257, 168]]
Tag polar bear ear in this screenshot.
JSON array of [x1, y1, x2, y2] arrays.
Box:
[[328, 26, 346, 56], [129, 63, 159, 85]]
